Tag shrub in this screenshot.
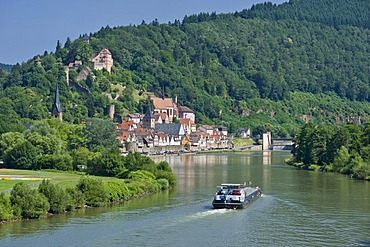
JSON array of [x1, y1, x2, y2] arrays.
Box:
[[65, 186, 85, 210], [156, 161, 172, 172], [0, 192, 14, 221], [38, 180, 68, 214], [127, 170, 156, 180], [104, 181, 130, 202], [157, 178, 169, 190], [156, 170, 177, 187], [10, 183, 50, 219], [76, 176, 108, 207]]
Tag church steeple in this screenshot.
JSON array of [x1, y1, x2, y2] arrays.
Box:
[[51, 82, 63, 121], [143, 107, 155, 129]]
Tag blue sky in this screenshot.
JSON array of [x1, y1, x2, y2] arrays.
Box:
[[0, 0, 286, 64]]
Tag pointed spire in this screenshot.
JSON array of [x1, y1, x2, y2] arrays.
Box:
[[143, 106, 153, 119], [51, 83, 62, 120], [162, 84, 165, 100], [143, 106, 155, 129]]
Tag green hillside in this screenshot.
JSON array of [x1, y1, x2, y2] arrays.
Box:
[[1, 0, 370, 137]]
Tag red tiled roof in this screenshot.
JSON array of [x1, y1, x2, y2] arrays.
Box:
[[178, 106, 193, 112], [152, 97, 176, 109], [179, 118, 191, 125]]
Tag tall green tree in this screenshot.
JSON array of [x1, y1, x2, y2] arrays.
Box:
[[85, 118, 118, 151]]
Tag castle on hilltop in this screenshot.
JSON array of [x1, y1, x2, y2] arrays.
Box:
[[90, 48, 113, 73]]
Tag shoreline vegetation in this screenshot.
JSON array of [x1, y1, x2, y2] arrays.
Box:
[[0, 155, 177, 224], [286, 123, 370, 181]]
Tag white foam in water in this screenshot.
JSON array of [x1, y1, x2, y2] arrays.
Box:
[[192, 208, 230, 218], [176, 208, 233, 224]]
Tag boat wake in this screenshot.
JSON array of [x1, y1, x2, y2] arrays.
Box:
[[176, 208, 235, 224], [192, 208, 230, 218]]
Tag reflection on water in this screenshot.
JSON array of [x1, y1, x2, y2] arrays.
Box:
[[1, 151, 369, 247]]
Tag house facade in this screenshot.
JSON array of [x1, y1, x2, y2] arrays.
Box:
[[152, 97, 178, 123], [91, 48, 113, 73], [178, 106, 195, 123]]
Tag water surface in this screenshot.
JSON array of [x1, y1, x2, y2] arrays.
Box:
[[1, 151, 369, 246]]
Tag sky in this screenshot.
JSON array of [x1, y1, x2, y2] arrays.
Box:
[[0, 0, 286, 65]]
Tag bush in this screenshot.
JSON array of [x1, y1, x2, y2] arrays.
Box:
[[104, 181, 130, 202], [65, 186, 85, 210], [156, 161, 172, 172], [157, 178, 169, 190], [127, 170, 156, 180], [76, 176, 108, 207], [0, 192, 14, 221], [10, 183, 50, 219], [156, 170, 177, 187], [38, 180, 68, 214], [308, 164, 321, 171]]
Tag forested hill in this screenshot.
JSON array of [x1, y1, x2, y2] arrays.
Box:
[[0, 63, 13, 72], [236, 0, 370, 29], [0, 0, 370, 137]]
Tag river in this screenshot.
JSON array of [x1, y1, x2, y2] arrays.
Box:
[[1, 151, 369, 246]]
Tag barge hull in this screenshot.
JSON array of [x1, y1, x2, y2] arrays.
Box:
[[212, 188, 261, 209]]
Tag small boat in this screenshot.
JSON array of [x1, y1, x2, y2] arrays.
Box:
[[212, 183, 262, 209]]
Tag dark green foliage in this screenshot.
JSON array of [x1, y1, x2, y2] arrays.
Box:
[[0, 64, 13, 72], [3, 140, 38, 169], [65, 186, 85, 210], [38, 180, 68, 214], [237, 0, 370, 29], [84, 118, 118, 151], [76, 176, 108, 207], [292, 123, 370, 180], [155, 170, 177, 187], [156, 161, 172, 172], [10, 183, 50, 219], [87, 146, 125, 176], [155, 161, 177, 187], [1, 1, 370, 133]]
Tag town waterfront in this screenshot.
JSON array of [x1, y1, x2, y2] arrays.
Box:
[[0, 151, 369, 246]]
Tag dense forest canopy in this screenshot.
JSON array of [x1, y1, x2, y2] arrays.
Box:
[[0, 63, 13, 72], [0, 0, 369, 137], [237, 0, 370, 29]]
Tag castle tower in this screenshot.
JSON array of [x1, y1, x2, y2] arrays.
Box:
[[51, 83, 63, 121], [262, 132, 272, 150], [109, 104, 115, 121], [143, 107, 155, 129], [63, 67, 69, 86]]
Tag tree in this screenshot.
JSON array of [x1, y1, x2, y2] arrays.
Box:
[[3, 140, 38, 169], [0, 131, 24, 157], [85, 118, 118, 151], [331, 146, 350, 173], [64, 37, 72, 49], [10, 183, 50, 219], [71, 147, 92, 170], [38, 180, 68, 214]]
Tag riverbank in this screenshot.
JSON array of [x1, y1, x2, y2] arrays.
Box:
[[0, 158, 177, 224], [144, 145, 263, 157]]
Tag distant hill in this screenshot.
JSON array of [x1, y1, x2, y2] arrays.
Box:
[[236, 0, 370, 29], [0, 63, 13, 72], [0, 0, 370, 137]]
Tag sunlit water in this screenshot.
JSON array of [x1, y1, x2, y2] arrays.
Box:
[[1, 151, 369, 246]]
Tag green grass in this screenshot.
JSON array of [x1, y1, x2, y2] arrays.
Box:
[[232, 138, 255, 146], [0, 169, 122, 192], [0, 181, 38, 192]]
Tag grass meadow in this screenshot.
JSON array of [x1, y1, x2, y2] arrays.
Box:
[[0, 169, 121, 192]]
